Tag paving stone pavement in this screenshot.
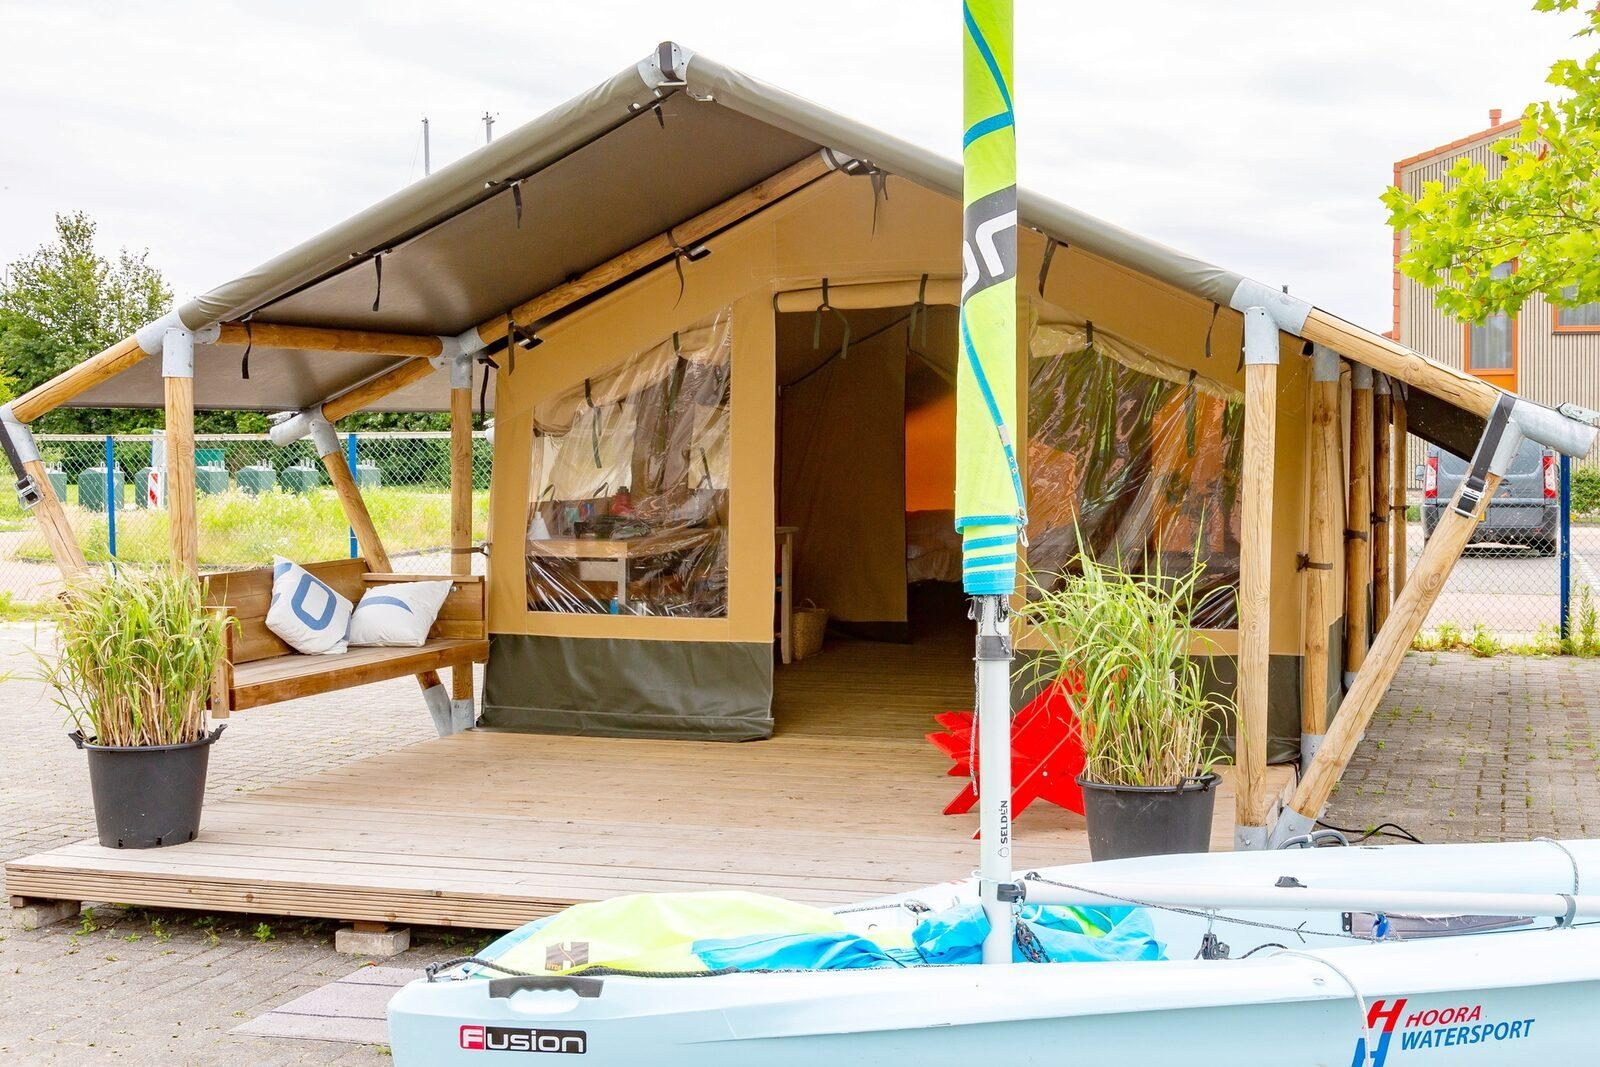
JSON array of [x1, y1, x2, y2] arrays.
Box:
[[1326, 650, 1600, 844], [3, 620, 1599, 1063]]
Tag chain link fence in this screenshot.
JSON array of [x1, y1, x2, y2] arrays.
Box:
[[0, 432, 491, 608], [1408, 453, 1599, 654]]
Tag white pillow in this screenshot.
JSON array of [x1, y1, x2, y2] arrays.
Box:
[[266, 556, 353, 655], [347, 580, 454, 648]]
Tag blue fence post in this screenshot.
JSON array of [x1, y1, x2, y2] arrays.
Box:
[[104, 434, 118, 563], [347, 431, 359, 559], [1560, 453, 1572, 645]]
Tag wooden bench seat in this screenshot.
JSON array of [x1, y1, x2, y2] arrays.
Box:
[[203, 558, 488, 716], [227, 638, 489, 711]]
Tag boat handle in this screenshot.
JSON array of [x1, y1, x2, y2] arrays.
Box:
[[488, 975, 604, 999]]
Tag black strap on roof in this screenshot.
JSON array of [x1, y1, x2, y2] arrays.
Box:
[[1037, 237, 1061, 297], [1184, 369, 1198, 458], [907, 273, 930, 348], [869, 171, 889, 235], [1204, 301, 1219, 360], [240, 317, 253, 381], [475, 352, 496, 429], [371, 253, 383, 313], [812, 278, 849, 359]]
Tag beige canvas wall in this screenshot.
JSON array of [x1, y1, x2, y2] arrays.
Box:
[[489, 172, 1320, 658]]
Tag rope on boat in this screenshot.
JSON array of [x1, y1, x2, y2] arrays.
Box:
[[1536, 837, 1581, 895], [425, 956, 743, 982], [1019, 872, 1380, 945], [1267, 948, 1374, 1059], [833, 898, 934, 917]]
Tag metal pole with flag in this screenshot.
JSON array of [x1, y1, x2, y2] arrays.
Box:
[[959, 0, 1024, 966]]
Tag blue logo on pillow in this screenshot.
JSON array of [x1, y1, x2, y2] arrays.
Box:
[[290, 573, 339, 629], [353, 595, 414, 614]]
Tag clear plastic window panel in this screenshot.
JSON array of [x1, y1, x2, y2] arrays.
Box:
[[1026, 322, 1242, 628], [526, 310, 731, 616]]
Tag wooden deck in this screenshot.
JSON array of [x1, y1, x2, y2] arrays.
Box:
[[6, 626, 1292, 930]]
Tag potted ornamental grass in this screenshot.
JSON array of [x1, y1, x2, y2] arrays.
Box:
[[44, 568, 229, 848], [1022, 548, 1223, 861]]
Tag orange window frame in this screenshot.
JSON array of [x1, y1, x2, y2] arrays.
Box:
[[1552, 304, 1600, 333], [1462, 316, 1518, 391]]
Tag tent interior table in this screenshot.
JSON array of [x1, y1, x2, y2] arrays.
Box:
[[5, 625, 1291, 930]]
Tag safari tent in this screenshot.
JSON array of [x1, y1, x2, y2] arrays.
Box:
[[6, 43, 1595, 925]]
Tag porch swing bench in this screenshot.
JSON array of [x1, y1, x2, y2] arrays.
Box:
[[201, 557, 489, 714]]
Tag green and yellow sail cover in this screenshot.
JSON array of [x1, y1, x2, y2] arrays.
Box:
[[958, 0, 1026, 595]]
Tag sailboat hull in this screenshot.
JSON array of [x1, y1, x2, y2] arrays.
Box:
[[388, 840, 1600, 1065]]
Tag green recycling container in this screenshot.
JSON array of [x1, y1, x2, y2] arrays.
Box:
[[46, 469, 68, 503], [280, 464, 322, 493], [196, 465, 229, 495], [355, 463, 383, 489], [196, 448, 226, 469], [236, 465, 278, 495], [77, 467, 125, 511]]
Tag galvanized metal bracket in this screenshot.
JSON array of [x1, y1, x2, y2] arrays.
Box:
[[637, 41, 691, 90], [1229, 279, 1311, 337], [0, 403, 41, 510]]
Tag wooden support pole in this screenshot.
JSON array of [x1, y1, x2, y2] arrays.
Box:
[[317, 441, 444, 698], [1391, 392, 1409, 598], [213, 322, 444, 358], [1301, 308, 1499, 421], [471, 155, 836, 346], [1285, 473, 1503, 831], [1300, 348, 1341, 763], [10, 335, 150, 424], [163, 330, 199, 577], [322, 359, 444, 423], [449, 384, 475, 708], [322, 449, 391, 571], [1234, 307, 1277, 846], [23, 459, 87, 576], [1343, 367, 1374, 680], [1372, 377, 1393, 631]]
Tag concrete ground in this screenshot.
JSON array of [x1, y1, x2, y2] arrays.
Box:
[[2, 623, 1598, 1063]]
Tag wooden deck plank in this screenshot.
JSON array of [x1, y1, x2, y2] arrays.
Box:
[[6, 626, 1294, 931]]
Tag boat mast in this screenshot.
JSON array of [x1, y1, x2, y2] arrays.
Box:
[[958, 0, 1023, 966]]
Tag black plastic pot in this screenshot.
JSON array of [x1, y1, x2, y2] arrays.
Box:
[[1077, 772, 1219, 862], [71, 725, 225, 848]]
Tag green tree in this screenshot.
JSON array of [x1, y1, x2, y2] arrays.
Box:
[[1384, 0, 1600, 322], [1, 212, 452, 436], [0, 212, 171, 432]]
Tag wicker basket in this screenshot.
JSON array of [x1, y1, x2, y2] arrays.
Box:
[[792, 602, 829, 660]]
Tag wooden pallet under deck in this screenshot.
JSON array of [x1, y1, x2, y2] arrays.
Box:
[[6, 632, 1294, 930]]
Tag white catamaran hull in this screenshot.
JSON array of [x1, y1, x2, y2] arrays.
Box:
[[388, 839, 1600, 1065]]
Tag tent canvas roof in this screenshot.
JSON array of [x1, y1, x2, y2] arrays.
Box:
[[60, 42, 1496, 455]]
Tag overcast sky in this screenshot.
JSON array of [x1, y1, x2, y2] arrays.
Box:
[[0, 1, 1584, 332]]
